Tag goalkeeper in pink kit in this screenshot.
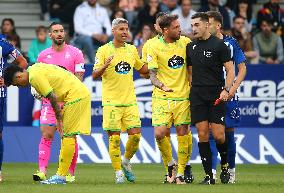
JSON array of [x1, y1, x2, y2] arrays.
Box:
[[33, 22, 85, 182]]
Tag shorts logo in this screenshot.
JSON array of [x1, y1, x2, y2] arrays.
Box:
[[168, 55, 184, 69], [221, 117, 224, 121], [115, 61, 131, 74], [204, 51, 212, 58]]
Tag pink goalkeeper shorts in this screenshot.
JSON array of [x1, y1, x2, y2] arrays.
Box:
[[40, 98, 63, 126]]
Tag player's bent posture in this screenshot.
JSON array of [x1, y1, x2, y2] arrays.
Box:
[[186, 12, 235, 184], [33, 22, 85, 183], [0, 34, 28, 182], [4, 64, 91, 185], [92, 18, 149, 184], [207, 11, 247, 183], [147, 14, 193, 184]]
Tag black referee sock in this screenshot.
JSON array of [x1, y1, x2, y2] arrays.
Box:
[[216, 141, 228, 166], [198, 142, 212, 177]]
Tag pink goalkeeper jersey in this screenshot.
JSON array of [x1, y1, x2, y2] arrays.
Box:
[[37, 43, 85, 73], [37, 44, 85, 112]]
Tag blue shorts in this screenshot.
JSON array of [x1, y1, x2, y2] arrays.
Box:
[[0, 97, 5, 132], [225, 95, 241, 128]]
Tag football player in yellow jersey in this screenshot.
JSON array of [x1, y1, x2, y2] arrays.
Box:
[[142, 12, 180, 184], [92, 18, 148, 184], [147, 14, 193, 184], [3, 63, 91, 184]]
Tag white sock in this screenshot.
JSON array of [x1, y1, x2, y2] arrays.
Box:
[[122, 157, 130, 164], [115, 170, 123, 176], [168, 159, 175, 166], [186, 160, 191, 166], [212, 169, 216, 175], [229, 168, 235, 173]]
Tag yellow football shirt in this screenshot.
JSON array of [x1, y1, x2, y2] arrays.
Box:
[[142, 35, 160, 63], [28, 63, 90, 104], [93, 41, 144, 106], [147, 36, 191, 100]]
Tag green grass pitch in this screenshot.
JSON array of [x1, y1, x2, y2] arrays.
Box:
[[1, 163, 284, 193]]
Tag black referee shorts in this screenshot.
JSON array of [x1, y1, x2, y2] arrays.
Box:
[[190, 86, 226, 125]]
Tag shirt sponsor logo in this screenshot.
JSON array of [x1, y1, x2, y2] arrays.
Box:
[[168, 55, 184, 69], [115, 61, 131, 74]]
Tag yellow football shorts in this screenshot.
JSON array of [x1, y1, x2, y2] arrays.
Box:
[[103, 105, 141, 132], [152, 98, 190, 127], [62, 96, 91, 137]]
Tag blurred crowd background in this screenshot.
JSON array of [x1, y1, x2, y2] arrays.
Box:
[[1, 0, 284, 65]]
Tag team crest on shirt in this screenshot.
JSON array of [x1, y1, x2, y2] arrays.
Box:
[[168, 55, 184, 69], [115, 61, 131, 74]]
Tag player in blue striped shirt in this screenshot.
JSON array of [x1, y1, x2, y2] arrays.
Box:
[[206, 11, 247, 183], [0, 34, 27, 182]]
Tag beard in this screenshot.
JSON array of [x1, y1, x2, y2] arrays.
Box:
[[54, 38, 64, 45]]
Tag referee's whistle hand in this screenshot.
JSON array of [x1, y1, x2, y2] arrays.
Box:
[[161, 85, 174, 92], [219, 90, 229, 101]]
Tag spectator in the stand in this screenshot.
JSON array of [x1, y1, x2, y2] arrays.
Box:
[[1, 18, 21, 49], [257, 0, 284, 37], [114, 0, 140, 34], [111, 9, 133, 42], [134, 23, 154, 56], [73, 0, 111, 64], [5, 34, 28, 62], [235, 0, 254, 32], [49, 0, 82, 36], [111, 8, 127, 21], [172, 0, 196, 37], [229, 16, 258, 64], [39, 0, 49, 21], [253, 19, 283, 64], [161, 0, 179, 12], [199, 0, 231, 30], [136, 0, 162, 33], [27, 26, 52, 64]]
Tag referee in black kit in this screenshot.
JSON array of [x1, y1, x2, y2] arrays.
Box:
[[186, 12, 235, 185]]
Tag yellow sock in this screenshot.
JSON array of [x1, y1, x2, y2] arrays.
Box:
[[124, 133, 141, 160], [57, 137, 76, 176], [166, 136, 173, 160], [187, 132, 193, 162], [156, 137, 172, 173], [177, 135, 189, 175], [109, 135, 122, 171]]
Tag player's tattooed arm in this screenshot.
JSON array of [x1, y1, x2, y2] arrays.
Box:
[[92, 55, 114, 79], [149, 69, 173, 92], [47, 92, 64, 136], [46, 92, 62, 122]]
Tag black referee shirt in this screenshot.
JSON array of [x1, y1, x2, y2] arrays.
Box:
[[186, 35, 232, 87]]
